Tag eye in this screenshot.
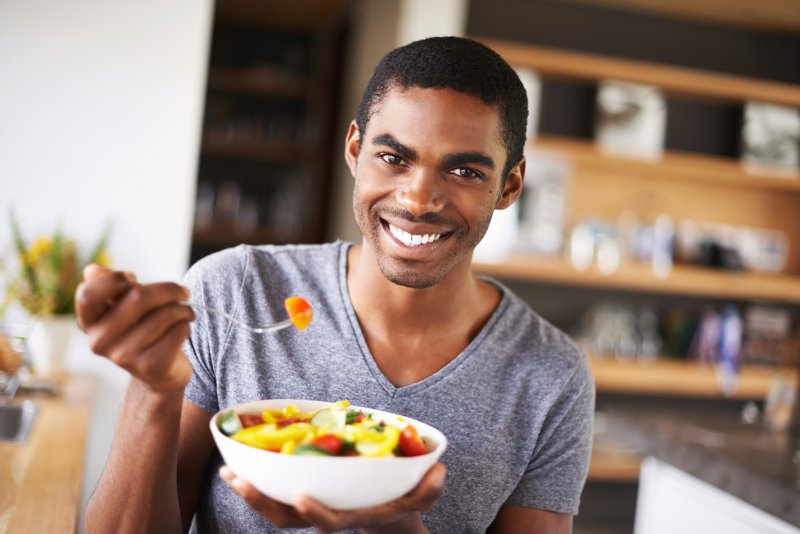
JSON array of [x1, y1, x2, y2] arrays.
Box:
[[378, 153, 404, 166], [451, 167, 484, 180]]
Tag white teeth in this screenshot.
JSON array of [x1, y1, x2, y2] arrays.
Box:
[[388, 224, 442, 247]]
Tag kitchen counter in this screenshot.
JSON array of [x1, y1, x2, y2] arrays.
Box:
[[0, 374, 95, 533], [602, 405, 800, 528]]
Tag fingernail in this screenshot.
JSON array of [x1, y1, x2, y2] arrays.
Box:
[[182, 286, 191, 300], [124, 271, 137, 284]]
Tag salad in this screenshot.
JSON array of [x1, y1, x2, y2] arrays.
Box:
[[218, 400, 430, 458]]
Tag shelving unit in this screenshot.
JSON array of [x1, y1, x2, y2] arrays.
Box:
[[469, 37, 800, 483], [190, 0, 350, 263], [470, 36, 800, 308]]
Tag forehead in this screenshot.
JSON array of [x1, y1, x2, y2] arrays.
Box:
[[366, 86, 504, 156]]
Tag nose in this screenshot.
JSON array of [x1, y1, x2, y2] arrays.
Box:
[[395, 169, 444, 216]]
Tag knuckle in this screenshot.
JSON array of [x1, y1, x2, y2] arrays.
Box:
[[109, 271, 130, 285], [109, 348, 133, 371], [87, 331, 109, 355], [126, 285, 146, 306]]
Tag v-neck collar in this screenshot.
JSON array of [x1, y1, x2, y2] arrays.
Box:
[[336, 241, 510, 398]]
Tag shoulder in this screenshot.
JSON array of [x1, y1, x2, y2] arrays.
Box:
[[487, 279, 594, 395], [185, 241, 346, 284]]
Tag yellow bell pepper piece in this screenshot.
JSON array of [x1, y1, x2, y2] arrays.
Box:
[[283, 405, 301, 417], [232, 422, 313, 450], [355, 425, 400, 457]]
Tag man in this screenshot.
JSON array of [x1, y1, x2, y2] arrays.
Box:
[[77, 37, 594, 533]]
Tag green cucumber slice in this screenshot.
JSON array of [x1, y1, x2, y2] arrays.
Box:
[[310, 408, 346, 432], [294, 444, 332, 456], [219, 411, 243, 436]]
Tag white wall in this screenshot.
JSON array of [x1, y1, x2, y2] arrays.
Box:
[[0, 0, 213, 527], [396, 0, 468, 46]]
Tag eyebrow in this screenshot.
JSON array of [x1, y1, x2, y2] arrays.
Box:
[[371, 133, 496, 170], [372, 134, 417, 161], [442, 152, 495, 170]]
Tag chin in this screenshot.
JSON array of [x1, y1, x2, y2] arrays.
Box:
[[376, 257, 450, 289]]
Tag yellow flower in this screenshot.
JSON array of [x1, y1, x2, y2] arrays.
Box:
[[25, 237, 53, 266], [94, 249, 112, 268]]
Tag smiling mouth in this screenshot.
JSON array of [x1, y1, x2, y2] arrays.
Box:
[[386, 222, 445, 247]]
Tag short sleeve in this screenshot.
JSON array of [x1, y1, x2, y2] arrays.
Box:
[[506, 359, 595, 515], [180, 247, 248, 414]]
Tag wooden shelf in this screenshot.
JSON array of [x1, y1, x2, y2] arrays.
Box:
[[476, 37, 800, 107], [589, 356, 796, 399], [589, 433, 642, 482], [201, 131, 307, 163], [473, 255, 800, 305], [208, 66, 310, 99], [533, 135, 800, 192]]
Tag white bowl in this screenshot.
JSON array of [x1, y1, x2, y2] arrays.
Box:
[[209, 399, 447, 510]]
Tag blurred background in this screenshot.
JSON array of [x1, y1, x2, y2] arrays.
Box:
[[1, 0, 799, 533]]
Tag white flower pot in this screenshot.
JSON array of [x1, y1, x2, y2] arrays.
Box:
[[27, 316, 75, 373]]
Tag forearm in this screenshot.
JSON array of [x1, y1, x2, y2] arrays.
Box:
[[85, 379, 185, 534]]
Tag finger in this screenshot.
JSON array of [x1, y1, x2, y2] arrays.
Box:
[[398, 463, 447, 511], [86, 282, 190, 356], [219, 466, 308, 529], [293, 463, 447, 531], [75, 270, 134, 330], [117, 320, 193, 390], [99, 302, 194, 360], [293, 496, 353, 532]]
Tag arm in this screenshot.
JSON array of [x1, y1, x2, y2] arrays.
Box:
[[77, 265, 206, 533], [489, 506, 573, 534]]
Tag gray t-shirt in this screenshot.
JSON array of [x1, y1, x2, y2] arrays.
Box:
[[183, 242, 594, 533]]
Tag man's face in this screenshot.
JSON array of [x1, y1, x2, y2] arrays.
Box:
[[345, 86, 523, 289]]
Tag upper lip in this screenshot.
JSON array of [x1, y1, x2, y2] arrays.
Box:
[[382, 218, 450, 236]]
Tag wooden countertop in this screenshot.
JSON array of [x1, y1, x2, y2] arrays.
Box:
[[0, 374, 95, 533]]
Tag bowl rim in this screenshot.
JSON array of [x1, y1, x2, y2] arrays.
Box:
[[209, 398, 448, 461]]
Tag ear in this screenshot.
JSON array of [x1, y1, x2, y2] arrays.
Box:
[[344, 120, 361, 177], [495, 157, 525, 210]]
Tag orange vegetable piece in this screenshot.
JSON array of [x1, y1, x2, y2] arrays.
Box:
[[284, 296, 313, 331]]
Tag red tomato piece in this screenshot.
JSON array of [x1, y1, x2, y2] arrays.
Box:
[[309, 434, 343, 455], [276, 417, 302, 427], [284, 296, 313, 331], [398, 424, 428, 457], [239, 414, 264, 428]]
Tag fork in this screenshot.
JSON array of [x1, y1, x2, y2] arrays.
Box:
[[187, 302, 292, 334]]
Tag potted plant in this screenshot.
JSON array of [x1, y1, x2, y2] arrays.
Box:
[[1, 212, 110, 373]]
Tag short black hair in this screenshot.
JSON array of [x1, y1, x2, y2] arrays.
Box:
[[356, 36, 528, 181]]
